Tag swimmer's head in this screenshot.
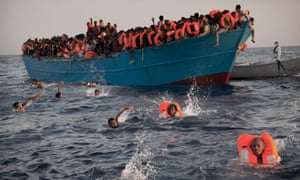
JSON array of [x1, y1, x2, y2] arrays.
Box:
[[95, 89, 100, 96], [12, 102, 22, 111], [32, 79, 38, 85], [56, 92, 63, 98], [251, 138, 265, 156], [108, 118, 119, 128], [167, 103, 177, 117]]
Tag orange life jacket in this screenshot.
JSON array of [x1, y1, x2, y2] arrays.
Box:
[[153, 33, 162, 46], [169, 20, 177, 31], [237, 132, 280, 166], [184, 21, 193, 36], [191, 21, 200, 36], [124, 32, 133, 49], [175, 28, 185, 40], [147, 30, 155, 46], [166, 30, 175, 41], [84, 51, 96, 59], [139, 30, 147, 47], [220, 12, 235, 29], [233, 12, 240, 24], [118, 32, 126, 46], [159, 101, 183, 118], [131, 33, 140, 49], [240, 43, 248, 51]]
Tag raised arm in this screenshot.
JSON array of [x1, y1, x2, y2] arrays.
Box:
[[57, 82, 64, 92], [115, 106, 133, 121], [23, 92, 43, 107]]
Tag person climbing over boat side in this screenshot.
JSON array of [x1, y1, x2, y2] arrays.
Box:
[[108, 106, 133, 128], [55, 82, 64, 98], [159, 101, 183, 118], [12, 92, 44, 112], [273, 41, 286, 74], [215, 10, 235, 46]]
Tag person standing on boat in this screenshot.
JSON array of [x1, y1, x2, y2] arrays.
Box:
[[273, 41, 286, 73]]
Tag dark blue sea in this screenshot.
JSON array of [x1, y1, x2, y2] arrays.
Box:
[[0, 47, 300, 180]]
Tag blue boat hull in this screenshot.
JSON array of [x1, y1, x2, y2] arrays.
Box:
[[22, 24, 251, 86]]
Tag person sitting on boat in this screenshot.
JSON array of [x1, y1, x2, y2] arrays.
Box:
[[55, 82, 64, 98], [237, 132, 281, 167], [84, 38, 97, 59], [108, 106, 133, 128], [12, 92, 43, 112], [159, 101, 183, 118], [234, 4, 248, 28], [273, 41, 286, 74], [199, 15, 211, 36], [215, 10, 235, 47]]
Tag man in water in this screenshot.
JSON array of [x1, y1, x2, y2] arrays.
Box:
[[32, 79, 45, 88], [95, 89, 100, 96], [159, 101, 183, 118], [273, 41, 286, 74], [12, 92, 43, 112], [250, 138, 265, 164], [108, 106, 133, 128]]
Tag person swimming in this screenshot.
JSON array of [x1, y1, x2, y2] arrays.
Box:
[[159, 101, 183, 118], [108, 106, 133, 128], [237, 132, 281, 167], [31, 79, 45, 88], [250, 137, 265, 164], [12, 92, 43, 112]]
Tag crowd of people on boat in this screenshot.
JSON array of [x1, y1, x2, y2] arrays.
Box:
[[22, 4, 254, 59]]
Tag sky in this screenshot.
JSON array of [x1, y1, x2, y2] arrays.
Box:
[[0, 0, 300, 55]]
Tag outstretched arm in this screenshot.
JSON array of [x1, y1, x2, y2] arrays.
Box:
[[57, 82, 64, 92], [23, 92, 44, 107], [115, 106, 133, 121]]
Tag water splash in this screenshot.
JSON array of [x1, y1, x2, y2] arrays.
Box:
[[183, 85, 206, 116], [120, 132, 156, 180], [86, 85, 111, 97]]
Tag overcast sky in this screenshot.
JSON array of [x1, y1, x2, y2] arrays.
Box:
[[0, 0, 299, 55]]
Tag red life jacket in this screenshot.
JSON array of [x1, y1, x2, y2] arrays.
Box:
[[237, 132, 280, 166], [159, 101, 183, 118]]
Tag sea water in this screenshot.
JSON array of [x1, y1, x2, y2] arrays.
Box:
[[0, 46, 299, 179]]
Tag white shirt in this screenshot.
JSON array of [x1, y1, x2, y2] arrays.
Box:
[[274, 45, 281, 60]]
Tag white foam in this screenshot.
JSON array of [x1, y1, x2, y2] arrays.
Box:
[[120, 133, 156, 180]]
